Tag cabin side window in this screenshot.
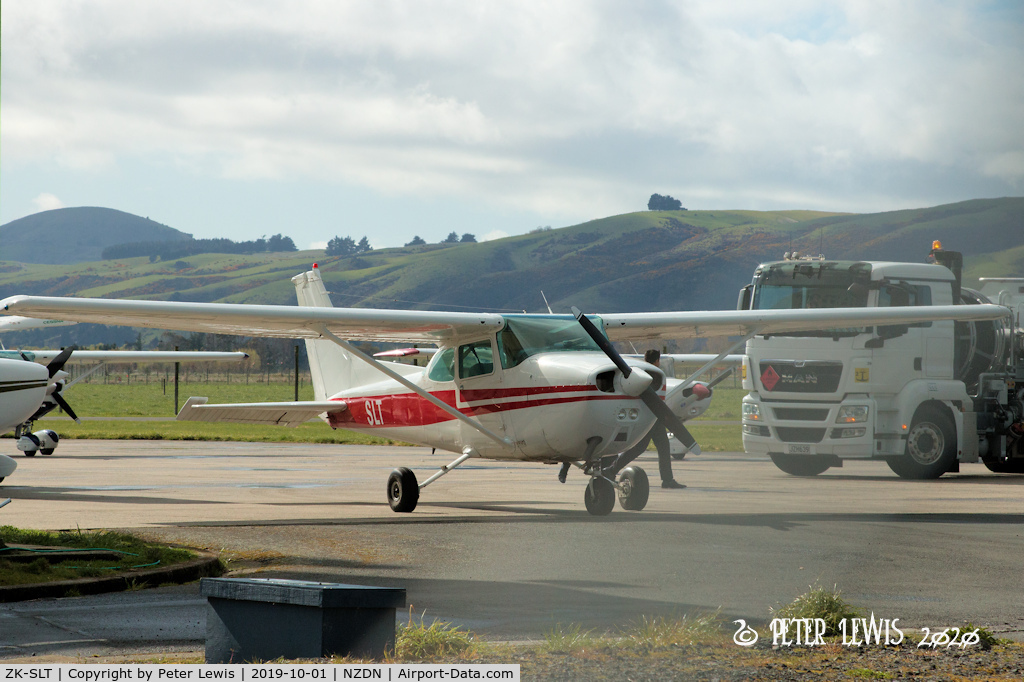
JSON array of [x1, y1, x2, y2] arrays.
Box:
[[427, 347, 456, 382], [458, 340, 495, 378]]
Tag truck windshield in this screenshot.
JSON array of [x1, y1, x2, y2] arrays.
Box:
[[751, 261, 870, 337]]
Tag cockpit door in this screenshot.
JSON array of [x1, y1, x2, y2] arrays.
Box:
[[455, 337, 515, 450]]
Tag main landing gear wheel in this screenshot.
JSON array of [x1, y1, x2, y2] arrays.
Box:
[[891, 406, 957, 480], [584, 476, 616, 516], [769, 453, 832, 476], [617, 466, 650, 511], [387, 467, 419, 513]]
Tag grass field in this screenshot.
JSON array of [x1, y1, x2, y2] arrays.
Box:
[[15, 381, 748, 452], [0, 527, 203, 587]]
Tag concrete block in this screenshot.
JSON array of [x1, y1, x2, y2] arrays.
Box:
[[201, 577, 406, 663]]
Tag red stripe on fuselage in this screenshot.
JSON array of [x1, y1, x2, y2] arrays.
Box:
[[327, 386, 638, 429]]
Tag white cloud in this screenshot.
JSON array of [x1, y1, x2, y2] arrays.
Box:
[[308, 240, 328, 250], [2, 0, 1021, 233], [32, 193, 65, 212]]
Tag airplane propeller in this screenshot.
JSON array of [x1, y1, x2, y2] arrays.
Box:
[[45, 347, 81, 423], [46, 346, 75, 378], [571, 307, 701, 459]]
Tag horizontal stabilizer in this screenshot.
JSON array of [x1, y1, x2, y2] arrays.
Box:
[[176, 396, 346, 427]]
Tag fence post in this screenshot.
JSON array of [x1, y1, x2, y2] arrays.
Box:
[[174, 345, 180, 415]]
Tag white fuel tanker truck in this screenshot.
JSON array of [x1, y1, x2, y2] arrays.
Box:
[[738, 241, 1024, 478]]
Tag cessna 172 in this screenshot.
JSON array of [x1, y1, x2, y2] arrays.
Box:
[[0, 266, 1008, 514], [0, 349, 247, 463]]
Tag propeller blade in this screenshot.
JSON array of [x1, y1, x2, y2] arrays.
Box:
[[51, 391, 81, 423], [573, 305, 701, 455], [639, 388, 701, 456], [47, 346, 76, 378], [705, 368, 733, 390], [571, 307, 633, 378]]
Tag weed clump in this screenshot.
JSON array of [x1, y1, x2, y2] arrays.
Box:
[[542, 623, 602, 653], [771, 584, 861, 637], [623, 611, 723, 648], [394, 613, 475, 660], [963, 622, 1009, 650]]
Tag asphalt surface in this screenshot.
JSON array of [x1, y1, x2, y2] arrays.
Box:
[[2, 439, 1023, 660]]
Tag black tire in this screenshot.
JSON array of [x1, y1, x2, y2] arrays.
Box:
[[584, 476, 616, 516], [23, 450, 37, 457], [387, 467, 419, 513], [769, 453, 832, 476], [617, 466, 650, 511], [885, 456, 909, 477], [983, 459, 1024, 474], [897, 405, 957, 479], [672, 452, 686, 461], [41, 449, 54, 456]]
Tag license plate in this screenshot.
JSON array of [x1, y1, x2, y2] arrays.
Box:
[[787, 444, 812, 454]]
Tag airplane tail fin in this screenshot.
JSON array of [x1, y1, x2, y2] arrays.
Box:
[[293, 266, 381, 400]]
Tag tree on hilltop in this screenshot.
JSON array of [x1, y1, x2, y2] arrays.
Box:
[[326, 235, 372, 256], [406, 235, 426, 246], [326, 236, 356, 256], [648, 194, 684, 211]]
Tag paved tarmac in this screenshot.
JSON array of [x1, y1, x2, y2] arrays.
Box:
[[2, 439, 1023, 659]]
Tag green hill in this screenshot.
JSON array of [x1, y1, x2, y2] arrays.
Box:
[[1, 198, 1022, 347], [0, 207, 192, 264]]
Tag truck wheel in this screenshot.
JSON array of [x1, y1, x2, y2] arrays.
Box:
[[983, 459, 1024, 474], [769, 453, 832, 476], [898, 406, 957, 479]]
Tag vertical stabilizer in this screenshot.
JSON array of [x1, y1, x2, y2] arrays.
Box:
[[293, 266, 382, 400]]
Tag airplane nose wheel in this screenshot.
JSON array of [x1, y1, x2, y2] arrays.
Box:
[[584, 476, 616, 516], [387, 467, 419, 513], [617, 466, 650, 511]]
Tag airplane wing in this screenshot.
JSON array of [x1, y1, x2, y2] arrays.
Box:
[[1, 296, 504, 343], [599, 305, 1010, 341], [2, 350, 248, 364], [1, 295, 1008, 343], [0, 316, 77, 332], [177, 397, 346, 427], [664, 354, 744, 364]]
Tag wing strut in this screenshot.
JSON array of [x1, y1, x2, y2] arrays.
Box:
[[315, 326, 515, 451], [665, 331, 757, 403]]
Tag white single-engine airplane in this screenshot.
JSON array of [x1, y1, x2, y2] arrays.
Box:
[[0, 349, 247, 465], [1, 266, 1008, 514]]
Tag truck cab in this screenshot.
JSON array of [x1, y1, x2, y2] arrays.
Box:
[[738, 250, 1009, 478]]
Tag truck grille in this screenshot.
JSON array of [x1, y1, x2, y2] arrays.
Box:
[[776, 427, 827, 443], [773, 407, 830, 421], [759, 361, 843, 393]]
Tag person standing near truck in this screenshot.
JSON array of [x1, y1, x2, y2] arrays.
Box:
[[618, 350, 686, 489]]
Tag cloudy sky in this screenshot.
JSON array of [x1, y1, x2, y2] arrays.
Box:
[[2, 1, 1022, 249]]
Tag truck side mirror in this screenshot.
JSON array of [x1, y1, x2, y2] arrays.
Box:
[[879, 324, 910, 339], [865, 324, 910, 348], [737, 285, 753, 310]]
